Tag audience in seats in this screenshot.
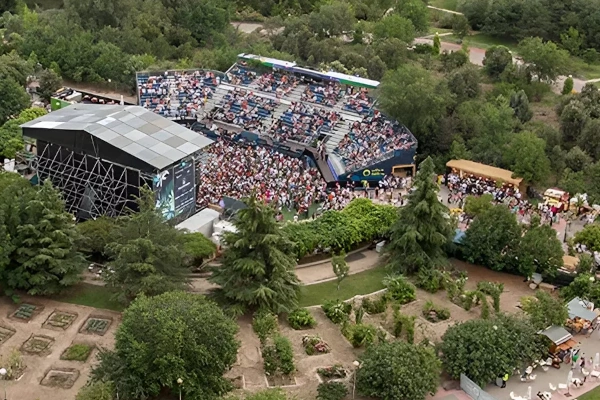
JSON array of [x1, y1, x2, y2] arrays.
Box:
[[268, 102, 342, 144], [138, 70, 220, 119], [343, 87, 374, 115], [210, 88, 276, 130], [255, 72, 299, 97], [301, 81, 341, 107], [334, 111, 416, 171]]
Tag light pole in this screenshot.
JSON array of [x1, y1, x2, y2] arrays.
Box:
[[177, 378, 183, 400], [352, 361, 361, 399], [0, 367, 7, 400]]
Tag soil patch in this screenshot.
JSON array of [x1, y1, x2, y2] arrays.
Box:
[[79, 315, 113, 336], [0, 325, 16, 345], [266, 375, 297, 387], [20, 334, 54, 356], [42, 310, 78, 331], [60, 342, 95, 362], [40, 367, 80, 389]]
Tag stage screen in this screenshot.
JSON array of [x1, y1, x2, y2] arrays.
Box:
[[173, 157, 196, 216]]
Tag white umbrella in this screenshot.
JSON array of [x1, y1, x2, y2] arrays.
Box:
[[595, 353, 599, 369], [527, 386, 532, 399]]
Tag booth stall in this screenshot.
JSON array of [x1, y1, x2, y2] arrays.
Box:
[[540, 325, 576, 368], [566, 297, 598, 335], [445, 159, 525, 193]]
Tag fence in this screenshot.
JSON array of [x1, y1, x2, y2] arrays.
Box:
[[460, 374, 499, 400]]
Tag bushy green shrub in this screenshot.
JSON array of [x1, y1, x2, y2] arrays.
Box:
[[274, 335, 295, 375], [253, 310, 278, 344], [322, 300, 352, 324], [242, 389, 288, 400], [281, 199, 397, 259], [62, 343, 94, 361], [344, 323, 377, 348], [75, 381, 114, 400], [287, 308, 317, 330], [416, 269, 444, 293], [393, 309, 416, 343], [317, 382, 348, 400], [362, 296, 388, 314], [383, 275, 416, 304], [477, 281, 503, 312]]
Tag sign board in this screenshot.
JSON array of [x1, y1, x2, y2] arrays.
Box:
[[173, 158, 196, 216]]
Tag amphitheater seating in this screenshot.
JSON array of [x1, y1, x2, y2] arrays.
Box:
[[211, 89, 276, 129], [301, 82, 341, 107]]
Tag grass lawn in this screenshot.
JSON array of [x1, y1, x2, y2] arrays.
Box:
[[579, 385, 600, 400], [429, 0, 458, 11], [299, 266, 389, 307], [50, 283, 124, 312], [427, 27, 453, 35], [570, 57, 600, 80]]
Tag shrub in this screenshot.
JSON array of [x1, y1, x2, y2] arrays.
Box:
[[322, 300, 352, 324], [393, 309, 416, 343], [362, 296, 388, 314], [75, 381, 114, 400], [253, 310, 278, 344], [416, 269, 444, 293], [354, 305, 364, 324], [383, 275, 416, 304], [62, 343, 94, 361], [317, 382, 349, 400], [302, 335, 330, 355], [274, 335, 295, 375], [0, 348, 25, 380], [422, 300, 450, 322], [317, 364, 348, 380], [262, 344, 279, 375], [344, 323, 377, 348], [477, 281, 503, 312], [287, 308, 317, 330]]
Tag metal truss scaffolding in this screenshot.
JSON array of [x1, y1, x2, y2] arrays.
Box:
[[33, 142, 152, 220]]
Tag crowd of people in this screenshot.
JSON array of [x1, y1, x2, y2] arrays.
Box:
[[254, 72, 298, 97], [343, 87, 374, 115], [301, 82, 341, 107], [196, 140, 326, 213], [269, 102, 342, 144], [335, 111, 416, 171], [138, 71, 220, 119], [210, 88, 276, 130]]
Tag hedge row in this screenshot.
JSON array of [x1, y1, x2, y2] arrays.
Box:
[[281, 199, 397, 259]]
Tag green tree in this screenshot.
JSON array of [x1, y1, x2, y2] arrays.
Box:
[[509, 90, 533, 123], [559, 99, 589, 148], [448, 139, 472, 160], [332, 252, 349, 290], [560, 27, 584, 56], [37, 68, 62, 101], [440, 315, 546, 387], [386, 157, 453, 274], [515, 215, 564, 278], [432, 33, 441, 55], [579, 119, 600, 161], [518, 37, 569, 82], [356, 341, 441, 400], [0, 77, 29, 123], [75, 216, 120, 259], [562, 76, 574, 95], [558, 168, 586, 196], [561, 273, 600, 303], [447, 64, 481, 103], [379, 64, 451, 153], [574, 223, 600, 251], [91, 292, 239, 399], [104, 188, 189, 303], [75, 381, 114, 400], [565, 146, 593, 172], [457, 0, 489, 30], [309, 1, 356, 38], [483, 46, 513, 79], [0, 107, 47, 159], [452, 14, 470, 39], [181, 232, 216, 267], [373, 14, 415, 43], [521, 291, 568, 330], [503, 131, 551, 184], [1, 180, 84, 295], [463, 194, 493, 218], [462, 205, 521, 271], [210, 194, 299, 315], [396, 0, 429, 33]]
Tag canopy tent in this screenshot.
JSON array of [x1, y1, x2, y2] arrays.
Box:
[[567, 297, 597, 321], [446, 159, 523, 187], [539, 325, 573, 345]]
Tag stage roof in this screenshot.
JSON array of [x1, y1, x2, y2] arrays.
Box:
[[21, 104, 213, 171], [446, 159, 523, 187]]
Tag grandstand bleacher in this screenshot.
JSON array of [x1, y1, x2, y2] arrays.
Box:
[[135, 54, 417, 182]]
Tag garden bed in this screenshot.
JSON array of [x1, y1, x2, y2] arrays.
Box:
[[315, 364, 349, 383], [79, 315, 113, 336], [0, 325, 16, 345], [265, 374, 298, 387], [40, 367, 80, 389], [60, 342, 95, 362], [10, 303, 44, 322], [20, 334, 54, 356], [42, 310, 78, 331]]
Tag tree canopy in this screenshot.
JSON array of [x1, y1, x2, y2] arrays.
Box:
[[91, 291, 239, 399], [521, 291, 569, 330], [210, 194, 300, 315]]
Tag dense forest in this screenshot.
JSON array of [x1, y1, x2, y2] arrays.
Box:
[[3, 0, 600, 201]]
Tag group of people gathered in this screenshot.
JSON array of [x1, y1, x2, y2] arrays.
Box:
[[269, 102, 342, 144], [210, 88, 276, 130], [335, 111, 416, 171]]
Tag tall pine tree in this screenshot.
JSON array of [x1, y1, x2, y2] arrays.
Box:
[[209, 194, 299, 315], [6, 180, 84, 295], [386, 157, 453, 274], [104, 187, 189, 303]]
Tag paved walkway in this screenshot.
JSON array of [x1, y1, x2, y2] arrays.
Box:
[[296, 249, 381, 284], [427, 5, 463, 15]]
